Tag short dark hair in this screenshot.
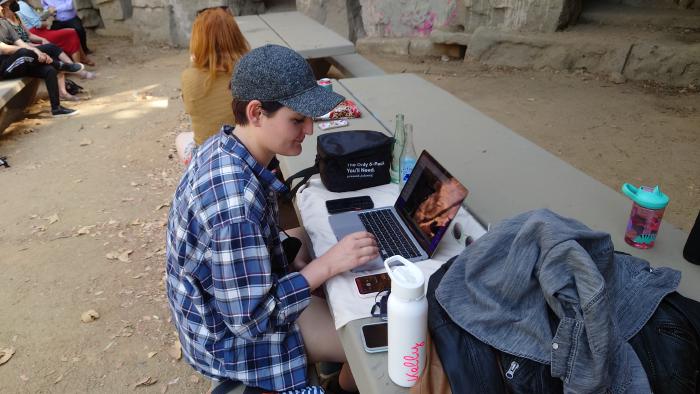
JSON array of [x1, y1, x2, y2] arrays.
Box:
[[232, 99, 284, 126]]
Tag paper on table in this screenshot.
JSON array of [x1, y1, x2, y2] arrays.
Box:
[[296, 176, 487, 329]]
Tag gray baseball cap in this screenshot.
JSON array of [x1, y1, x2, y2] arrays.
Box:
[[231, 45, 344, 117]]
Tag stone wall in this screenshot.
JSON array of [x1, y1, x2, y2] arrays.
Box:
[[296, 0, 582, 42], [76, 0, 266, 47]]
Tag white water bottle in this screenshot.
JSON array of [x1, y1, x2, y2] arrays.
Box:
[[384, 256, 428, 387]]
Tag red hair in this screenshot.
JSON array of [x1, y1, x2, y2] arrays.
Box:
[[189, 8, 250, 88]]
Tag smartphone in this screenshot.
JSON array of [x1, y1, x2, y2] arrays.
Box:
[[361, 322, 388, 353], [355, 273, 391, 297], [325, 195, 374, 214]]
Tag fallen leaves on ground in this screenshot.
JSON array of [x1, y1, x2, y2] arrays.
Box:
[[46, 214, 59, 225], [76, 225, 95, 236], [80, 310, 100, 323], [118, 250, 133, 263], [168, 341, 181, 360], [106, 249, 134, 262], [0, 348, 15, 366], [134, 376, 157, 388], [102, 341, 116, 352], [147, 351, 157, 358]]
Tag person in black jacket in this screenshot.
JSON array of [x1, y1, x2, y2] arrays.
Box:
[[0, 8, 82, 116]]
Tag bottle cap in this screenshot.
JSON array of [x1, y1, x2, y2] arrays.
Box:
[[622, 184, 670, 210], [384, 256, 425, 301]]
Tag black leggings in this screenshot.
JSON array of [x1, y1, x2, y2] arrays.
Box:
[[51, 17, 89, 53], [0, 49, 60, 109], [35, 43, 63, 60]]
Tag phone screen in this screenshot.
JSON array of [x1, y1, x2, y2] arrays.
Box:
[[361, 322, 388, 351], [355, 273, 391, 295]]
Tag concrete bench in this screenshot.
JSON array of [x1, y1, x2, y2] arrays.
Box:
[[236, 12, 382, 79], [0, 77, 40, 132], [328, 53, 385, 78]]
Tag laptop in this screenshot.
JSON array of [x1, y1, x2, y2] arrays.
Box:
[[329, 150, 469, 272]]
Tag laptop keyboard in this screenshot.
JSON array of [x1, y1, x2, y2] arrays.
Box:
[[358, 209, 421, 260]]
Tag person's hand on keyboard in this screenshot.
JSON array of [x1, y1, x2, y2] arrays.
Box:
[[300, 231, 378, 290]]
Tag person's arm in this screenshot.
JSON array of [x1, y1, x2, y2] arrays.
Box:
[[0, 41, 20, 55], [13, 38, 51, 63], [26, 30, 48, 44], [47, 0, 72, 13], [299, 231, 379, 290], [210, 220, 313, 340], [180, 70, 193, 114]]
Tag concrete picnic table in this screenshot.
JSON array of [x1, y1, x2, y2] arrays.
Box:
[[235, 11, 355, 59], [283, 74, 697, 394]]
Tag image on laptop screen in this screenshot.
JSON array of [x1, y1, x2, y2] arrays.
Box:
[[395, 151, 469, 254]]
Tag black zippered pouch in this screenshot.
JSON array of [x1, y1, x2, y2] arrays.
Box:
[[285, 130, 393, 197]]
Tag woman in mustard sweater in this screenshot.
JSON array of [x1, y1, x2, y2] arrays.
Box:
[[176, 7, 249, 165]]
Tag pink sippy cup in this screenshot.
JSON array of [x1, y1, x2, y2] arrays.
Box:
[[622, 184, 670, 249]]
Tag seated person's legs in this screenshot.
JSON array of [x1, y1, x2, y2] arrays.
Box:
[[52, 17, 89, 53], [175, 131, 195, 166], [298, 296, 358, 392], [0, 49, 77, 116]]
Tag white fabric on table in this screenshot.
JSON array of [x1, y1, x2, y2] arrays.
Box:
[[296, 175, 487, 329]]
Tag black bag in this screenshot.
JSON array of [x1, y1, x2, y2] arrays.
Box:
[[65, 79, 84, 95], [285, 130, 393, 197]]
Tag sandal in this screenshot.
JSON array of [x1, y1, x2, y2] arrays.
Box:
[[60, 94, 81, 102], [78, 71, 97, 80]]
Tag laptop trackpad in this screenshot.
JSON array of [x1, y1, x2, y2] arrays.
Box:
[[328, 212, 384, 272], [328, 211, 365, 241]]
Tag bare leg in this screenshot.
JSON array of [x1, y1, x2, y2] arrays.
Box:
[[58, 73, 68, 96], [175, 132, 195, 166], [78, 48, 95, 66], [58, 73, 79, 101], [58, 51, 73, 64], [298, 296, 358, 392]]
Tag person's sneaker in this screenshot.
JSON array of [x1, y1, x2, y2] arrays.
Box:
[[55, 61, 85, 74], [51, 106, 79, 117]]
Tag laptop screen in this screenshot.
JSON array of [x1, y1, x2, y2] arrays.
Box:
[[394, 151, 469, 255]]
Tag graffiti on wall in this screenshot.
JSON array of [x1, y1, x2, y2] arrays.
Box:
[[360, 0, 459, 37]]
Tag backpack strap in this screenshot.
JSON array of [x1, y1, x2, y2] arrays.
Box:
[[283, 164, 319, 201]]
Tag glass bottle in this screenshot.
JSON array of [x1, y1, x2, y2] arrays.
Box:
[[390, 113, 405, 184], [399, 123, 417, 187]]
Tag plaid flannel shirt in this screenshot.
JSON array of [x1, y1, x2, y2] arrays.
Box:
[[166, 126, 312, 391]]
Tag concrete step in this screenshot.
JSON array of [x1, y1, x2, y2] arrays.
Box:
[[465, 26, 700, 87], [579, 1, 700, 31]]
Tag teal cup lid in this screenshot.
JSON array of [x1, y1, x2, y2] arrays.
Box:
[[622, 184, 670, 210]]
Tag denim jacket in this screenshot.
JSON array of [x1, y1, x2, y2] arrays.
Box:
[[436, 209, 681, 393]]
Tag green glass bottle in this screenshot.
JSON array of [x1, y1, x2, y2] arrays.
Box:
[[399, 123, 417, 187], [390, 113, 405, 184]]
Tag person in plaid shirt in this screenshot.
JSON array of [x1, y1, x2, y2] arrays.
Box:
[[166, 45, 378, 393]]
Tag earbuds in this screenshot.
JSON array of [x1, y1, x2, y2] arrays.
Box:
[[452, 222, 474, 247]]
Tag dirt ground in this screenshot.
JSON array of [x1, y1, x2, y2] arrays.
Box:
[[0, 36, 698, 393], [363, 53, 700, 233]]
